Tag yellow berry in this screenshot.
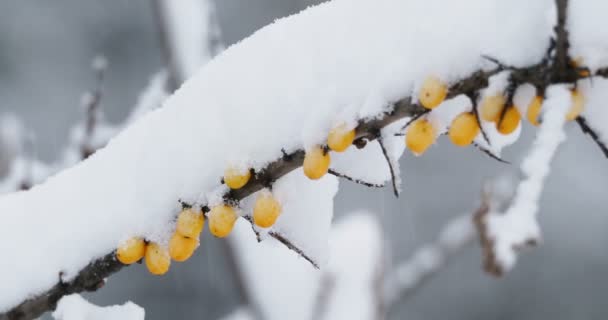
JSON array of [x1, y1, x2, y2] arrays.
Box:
[[480, 94, 506, 123], [405, 119, 436, 156], [497, 106, 521, 135], [526, 96, 543, 126], [448, 112, 480, 146], [116, 237, 146, 265], [253, 191, 282, 228], [145, 242, 170, 275], [570, 58, 590, 77], [209, 205, 238, 238], [327, 124, 356, 152], [419, 76, 448, 109], [303, 146, 330, 180], [169, 233, 198, 262], [224, 166, 251, 190], [566, 90, 584, 121], [176, 208, 204, 238]]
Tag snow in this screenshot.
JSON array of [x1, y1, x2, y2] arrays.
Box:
[[0, 0, 565, 312], [230, 211, 382, 320], [568, 0, 608, 71], [52, 294, 144, 320], [487, 85, 570, 271]]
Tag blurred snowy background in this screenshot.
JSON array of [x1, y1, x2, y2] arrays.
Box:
[[1, 0, 607, 319]]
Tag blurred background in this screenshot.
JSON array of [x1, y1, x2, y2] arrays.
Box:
[[1, 1, 607, 319]]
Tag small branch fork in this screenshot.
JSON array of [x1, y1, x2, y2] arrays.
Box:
[[5, 0, 608, 318]]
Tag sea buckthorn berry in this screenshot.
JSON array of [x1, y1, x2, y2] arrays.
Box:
[[209, 205, 238, 238], [480, 94, 506, 123], [419, 76, 448, 109], [303, 145, 330, 180], [497, 106, 521, 135], [176, 208, 205, 238], [566, 90, 585, 121], [448, 112, 480, 146], [253, 191, 282, 228], [570, 58, 590, 77], [224, 166, 251, 190], [405, 119, 436, 156], [116, 237, 145, 265], [327, 124, 356, 152], [526, 96, 543, 126], [169, 233, 198, 262], [145, 242, 170, 275]]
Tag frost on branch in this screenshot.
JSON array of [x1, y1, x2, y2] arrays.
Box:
[[478, 86, 570, 275], [52, 294, 144, 320]]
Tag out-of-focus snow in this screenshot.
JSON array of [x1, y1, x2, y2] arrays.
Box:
[[487, 85, 570, 271], [231, 211, 383, 320], [384, 213, 475, 304], [52, 294, 144, 320], [0, 0, 561, 311], [158, 0, 222, 80], [323, 213, 383, 320], [217, 307, 254, 320]]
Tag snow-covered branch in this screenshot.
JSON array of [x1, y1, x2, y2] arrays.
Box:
[[3, 0, 608, 318], [477, 86, 570, 276]]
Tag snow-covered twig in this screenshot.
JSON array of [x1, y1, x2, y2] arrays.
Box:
[[384, 215, 476, 305], [478, 86, 570, 276]]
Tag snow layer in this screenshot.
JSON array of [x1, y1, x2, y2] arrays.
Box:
[[52, 294, 144, 320], [0, 0, 557, 311], [487, 85, 570, 271]]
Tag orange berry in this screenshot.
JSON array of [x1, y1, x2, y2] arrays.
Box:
[[176, 208, 204, 238], [448, 113, 480, 146], [497, 106, 521, 135], [480, 94, 506, 123], [116, 237, 146, 265], [405, 119, 436, 156], [303, 145, 330, 180], [566, 90, 584, 121], [526, 96, 543, 126], [145, 242, 170, 275], [169, 233, 198, 262], [418, 76, 448, 109], [253, 191, 282, 228], [209, 205, 238, 238], [327, 124, 356, 152], [224, 166, 251, 189]]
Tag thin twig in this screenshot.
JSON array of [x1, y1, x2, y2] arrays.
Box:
[[377, 137, 399, 197], [576, 116, 608, 158], [328, 169, 385, 188], [268, 231, 319, 268]]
